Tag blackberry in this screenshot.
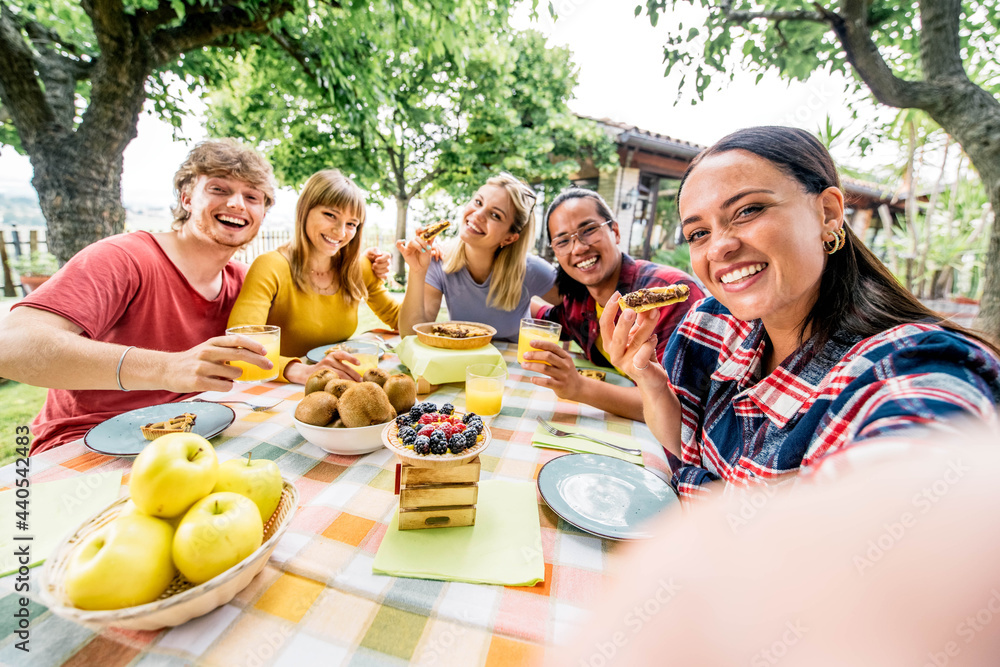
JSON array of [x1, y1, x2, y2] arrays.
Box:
[[419, 401, 438, 414], [413, 435, 431, 455], [399, 426, 417, 444], [409, 406, 423, 420], [462, 412, 478, 424], [448, 433, 467, 453], [429, 440, 448, 455], [429, 431, 447, 449], [440, 403, 455, 415], [396, 414, 413, 427], [466, 422, 482, 437]]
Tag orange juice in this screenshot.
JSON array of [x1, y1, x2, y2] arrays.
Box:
[[517, 323, 562, 365], [466, 377, 503, 415], [344, 353, 379, 376], [228, 328, 280, 383]]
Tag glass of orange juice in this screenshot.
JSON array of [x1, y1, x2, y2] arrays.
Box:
[[332, 340, 380, 376], [465, 363, 507, 416], [517, 318, 562, 365], [226, 325, 280, 384]]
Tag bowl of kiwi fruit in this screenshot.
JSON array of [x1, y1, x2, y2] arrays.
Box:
[[292, 367, 418, 456]]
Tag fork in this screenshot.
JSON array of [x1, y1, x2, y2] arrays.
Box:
[[191, 397, 282, 412], [535, 416, 642, 456]]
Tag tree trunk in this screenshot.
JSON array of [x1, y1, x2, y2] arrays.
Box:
[[30, 138, 128, 262], [393, 194, 411, 283]]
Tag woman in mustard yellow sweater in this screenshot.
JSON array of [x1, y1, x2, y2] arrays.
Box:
[[229, 170, 399, 384]]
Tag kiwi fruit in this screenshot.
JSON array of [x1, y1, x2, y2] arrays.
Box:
[[362, 367, 390, 387], [324, 377, 354, 398], [383, 374, 417, 414], [305, 369, 337, 395], [337, 382, 397, 427], [294, 391, 339, 426]]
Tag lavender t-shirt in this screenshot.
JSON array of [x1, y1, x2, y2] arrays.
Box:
[[426, 255, 557, 342]]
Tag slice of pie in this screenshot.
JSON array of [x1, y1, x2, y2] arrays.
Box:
[[430, 322, 492, 339], [577, 369, 606, 381], [141, 413, 197, 440]]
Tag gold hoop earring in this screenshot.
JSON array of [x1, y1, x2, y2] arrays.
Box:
[[824, 226, 846, 255]]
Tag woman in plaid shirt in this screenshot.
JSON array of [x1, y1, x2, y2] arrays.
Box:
[[602, 126, 1000, 499]]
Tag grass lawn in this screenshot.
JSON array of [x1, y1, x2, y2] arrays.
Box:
[[0, 302, 387, 467], [0, 381, 47, 466]]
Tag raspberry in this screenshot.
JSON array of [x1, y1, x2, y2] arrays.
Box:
[[453, 423, 467, 432], [439, 423, 455, 438], [418, 413, 436, 425], [417, 425, 435, 437]]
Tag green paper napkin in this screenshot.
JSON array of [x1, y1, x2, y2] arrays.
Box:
[[395, 336, 505, 385], [0, 470, 123, 577], [532, 423, 644, 465], [373, 480, 544, 586]]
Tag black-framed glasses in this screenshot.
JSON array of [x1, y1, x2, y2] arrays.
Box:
[[550, 220, 613, 255]]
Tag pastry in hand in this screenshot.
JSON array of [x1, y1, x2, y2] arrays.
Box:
[[618, 284, 690, 312], [577, 369, 606, 381], [418, 220, 450, 242]]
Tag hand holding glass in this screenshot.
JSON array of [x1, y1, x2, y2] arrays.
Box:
[[226, 325, 280, 384], [465, 364, 507, 416], [517, 318, 562, 365], [331, 340, 380, 376]]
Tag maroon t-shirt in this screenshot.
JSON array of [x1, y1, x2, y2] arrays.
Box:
[[14, 231, 246, 454]]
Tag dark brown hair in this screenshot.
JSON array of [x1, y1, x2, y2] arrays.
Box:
[[544, 188, 617, 303], [679, 126, 999, 356]]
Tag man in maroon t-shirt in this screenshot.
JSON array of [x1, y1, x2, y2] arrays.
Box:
[[0, 139, 280, 453]]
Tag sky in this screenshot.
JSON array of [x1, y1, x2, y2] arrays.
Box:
[[0, 0, 882, 227]]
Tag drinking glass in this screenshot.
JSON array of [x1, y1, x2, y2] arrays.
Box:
[[226, 325, 280, 384], [465, 363, 507, 416], [332, 340, 381, 376], [517, 318, 562, 365]]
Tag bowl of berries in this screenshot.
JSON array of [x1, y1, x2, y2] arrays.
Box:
[[382, 401, 490, 468]]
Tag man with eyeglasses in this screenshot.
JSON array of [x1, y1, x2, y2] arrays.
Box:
[[526, 188, 703, 421]]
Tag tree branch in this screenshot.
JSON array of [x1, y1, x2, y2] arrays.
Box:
[[150, 0, 300, 67], [0, 4, 54, 146], [823, 0, 939, 110], [918, 0, 966, 81], [268, 27, 319, 81], [718, 0, 828, 25]]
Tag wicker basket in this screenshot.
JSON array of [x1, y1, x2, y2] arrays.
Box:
[[413, 321, 496, 350], [39, 480, 299, 631], [382, 420, 491, 468]]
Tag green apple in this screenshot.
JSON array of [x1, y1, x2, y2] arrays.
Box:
[[172, 492, 264, 584], [64, 513, 176, 610], [130, 432, 219, 518], [213, 455, 283, 524]]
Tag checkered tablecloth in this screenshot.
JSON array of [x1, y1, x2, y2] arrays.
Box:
[[0, 342, 670, 666]]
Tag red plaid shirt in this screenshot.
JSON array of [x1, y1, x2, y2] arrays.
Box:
[[537, 254, 704, 366], [665, 298, 1000, 500]]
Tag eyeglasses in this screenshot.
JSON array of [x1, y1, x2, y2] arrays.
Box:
[[550, 220, 614, 255]]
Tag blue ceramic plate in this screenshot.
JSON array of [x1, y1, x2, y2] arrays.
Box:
[[84, 402, 235, 457], [537, 453, 678, 540], [306, 339, 388, 364]]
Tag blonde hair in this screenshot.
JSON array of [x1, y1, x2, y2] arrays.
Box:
[[284, 170, 368, 303], [171, 139, 276, 228], [443, 172, 537, 311]]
